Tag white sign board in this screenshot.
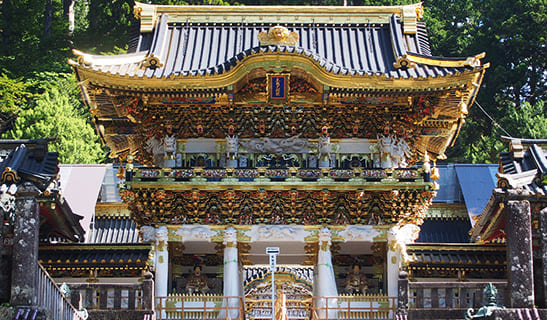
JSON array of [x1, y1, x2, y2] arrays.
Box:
[[267, 247, 279, 271]]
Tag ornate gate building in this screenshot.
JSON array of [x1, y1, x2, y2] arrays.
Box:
[[70, 2, 487, 319]]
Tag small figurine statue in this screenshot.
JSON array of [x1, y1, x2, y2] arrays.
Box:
[[163, 135, 177, 167], [422, 153, 431, 182], [185, 266, 210, 294], [344, 265, 368, 295], [377, 134, 393, 169], [125, 155, 134, 181], [226, 135, 239, 159]]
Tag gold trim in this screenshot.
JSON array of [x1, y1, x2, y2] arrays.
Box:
[[399, 52, 487, 69], [71, 52, 487, 92], [134, 2, 424, 33], [258, 26, 299, 46]]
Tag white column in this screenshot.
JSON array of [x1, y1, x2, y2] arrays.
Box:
[[315, 227, 338, 319], [387, 224, 420, 298], [155, 226, 169, 298], [222, 226, 240, 318]]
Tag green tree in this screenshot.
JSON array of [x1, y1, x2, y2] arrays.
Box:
[[3, 74, 105, 163]]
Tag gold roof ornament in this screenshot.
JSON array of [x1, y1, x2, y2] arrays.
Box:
[[258, 26, 299, 46]]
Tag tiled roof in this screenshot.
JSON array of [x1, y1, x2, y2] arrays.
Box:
[[415, 218, 471, 243], [88, 216, 141, 243], [407, 244, 506, 269], [498, 138, 547, 196], [73, 11, 483, 81], [0, 140, 59, 191], [39, 244, 150, 271]]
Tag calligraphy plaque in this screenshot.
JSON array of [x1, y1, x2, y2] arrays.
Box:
[[268, 74, 289, 102]]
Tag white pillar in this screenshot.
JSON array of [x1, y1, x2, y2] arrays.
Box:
[[387, 224, 420, 298], [315, 227, 338, 319], [222, 226, 240, 318], [155, 226, 169, 298]]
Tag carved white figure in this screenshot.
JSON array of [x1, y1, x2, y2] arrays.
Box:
[[163, 135, 177, 158], [377, 134, 393, 169], [0, 184, 17, 214], [256, 225, 296, 241], [156, 226, 169, 243], [226, 135, 239, 159], [279, 134, 313, 153], [139, 226, 157, 242], [318, 226, 332, 247], [391, 138, 412, 168], [145, 136, 164, 166], [261, 137, 283, 155], [344, 226, 380, 242], [388, 224, 420, 264], [223, 226, 237, 246], [318, 135, 331, 161], [239, 136, 312, 156]]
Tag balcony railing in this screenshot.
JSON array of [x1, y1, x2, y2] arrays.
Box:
[[311, 295, 397, 320], [36, 263, 85, 320], [409, 281, 507, 309], [131, 167, 424, 184], [66, 273, 154, 320], [155, 295, 244, 320]]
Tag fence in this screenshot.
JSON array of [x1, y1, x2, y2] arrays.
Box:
[[409, 281, 507, 309], [155, 294, 244, 320], [36, 263, 85, 320], [67, 276, 154, 311], [311, 295, 397, 320]]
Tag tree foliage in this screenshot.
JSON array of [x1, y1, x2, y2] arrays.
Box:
[[3, 74, 105, 163]]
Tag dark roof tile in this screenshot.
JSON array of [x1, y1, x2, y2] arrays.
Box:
[[79, 15, 475, 80]]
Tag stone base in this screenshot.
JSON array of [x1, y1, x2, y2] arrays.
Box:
[[409, 308, 467, 320], [408, 308, 547, 320], [11, 307, 48, 320], [88, 310, 155, 320], [490, 308, 547, 320]]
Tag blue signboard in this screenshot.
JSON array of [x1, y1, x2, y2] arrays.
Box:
[[270, 75, 287, 100]]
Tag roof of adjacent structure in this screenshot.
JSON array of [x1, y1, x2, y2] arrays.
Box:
[[498, 137, 547, 196], [407, 243, 506, 270], [88, 215, 141, 244], [415, 217, 470, 243], [0, 140, 59, 191], [0, 140, 86, 242], [70, 3, 487, 89], [471, 137, 547, 242], [39, 244, 150, 271]]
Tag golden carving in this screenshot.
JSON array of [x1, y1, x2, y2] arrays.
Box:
[[415, 5, 424, 20], [143, 54, 163, 69], [258, 26, 299, 46], [1, 167, 19, 184], [134, 6, 143, 19]]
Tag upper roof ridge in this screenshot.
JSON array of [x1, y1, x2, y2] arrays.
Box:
[[134, 2, 424, 34]]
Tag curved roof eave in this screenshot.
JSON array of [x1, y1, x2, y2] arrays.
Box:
[[70, 49, 488, 92]]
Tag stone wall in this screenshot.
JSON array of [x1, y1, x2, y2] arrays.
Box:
[[87, 310, 154, 320]]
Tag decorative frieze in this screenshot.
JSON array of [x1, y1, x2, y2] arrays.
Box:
[[123, 188, 436, 227]]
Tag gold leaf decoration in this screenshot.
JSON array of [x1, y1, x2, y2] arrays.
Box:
[[258, 26, 299, 46]]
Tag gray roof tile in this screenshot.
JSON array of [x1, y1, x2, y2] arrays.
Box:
[[81, 15, 474, 80]]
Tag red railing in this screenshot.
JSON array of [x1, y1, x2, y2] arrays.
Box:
[[311, 295, 397, 320], [155, 295, 244, 320]]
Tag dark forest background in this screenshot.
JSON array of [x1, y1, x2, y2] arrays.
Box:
[[0, 0, 545, 163]]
